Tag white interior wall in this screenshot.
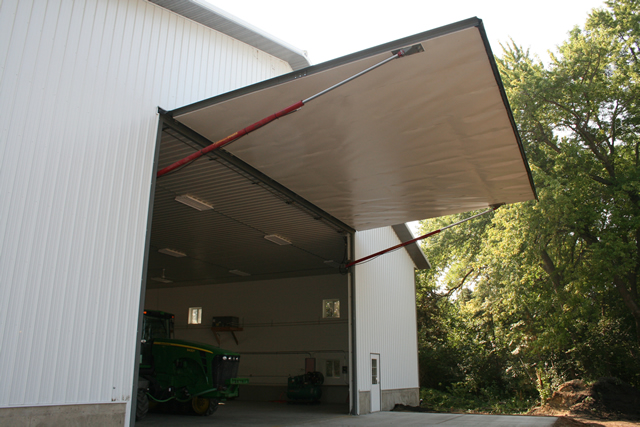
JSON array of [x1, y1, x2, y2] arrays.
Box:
[[0, 0, 292, 422], [354, 227, 420, 407], [145, 274, 350, 394]]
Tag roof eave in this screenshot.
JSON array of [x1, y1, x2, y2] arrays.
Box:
[[148, 0, 311, 70], [392, 224, 431, 270]]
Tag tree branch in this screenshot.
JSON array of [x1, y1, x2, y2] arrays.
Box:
[[589, 174, 614, 186], [613, 275, 640, 343], [442, 268, 475, 298], [540, 248, 564, 293], [535, 123, 562, 153]]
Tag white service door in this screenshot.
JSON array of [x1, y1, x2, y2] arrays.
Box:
[[371, 354, 381, 412]]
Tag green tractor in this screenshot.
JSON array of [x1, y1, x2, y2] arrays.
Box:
[[136, 310, 248, 420]]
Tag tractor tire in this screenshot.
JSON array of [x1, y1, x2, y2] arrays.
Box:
[[136, 389, 149, 421], [191, 397, 218, 416]]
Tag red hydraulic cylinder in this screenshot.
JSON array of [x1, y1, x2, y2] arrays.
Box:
[[157, 100, 304, 178]]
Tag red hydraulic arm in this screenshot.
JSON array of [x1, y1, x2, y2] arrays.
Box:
[[156, 44, 424, 178], [156, 101, 303, 177], [344, 206, 501, 269]]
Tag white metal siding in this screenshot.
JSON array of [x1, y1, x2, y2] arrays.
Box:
[[0, 0, 291, 416], [354, 227, 420, 397]]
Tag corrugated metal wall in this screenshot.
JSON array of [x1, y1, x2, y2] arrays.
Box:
[[0, 0, 291, 416], [354, 227, 420, 398]]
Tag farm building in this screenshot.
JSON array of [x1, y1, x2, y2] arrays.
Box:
[[0, 0, 535, 425]]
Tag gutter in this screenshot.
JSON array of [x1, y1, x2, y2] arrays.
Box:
[[148, 0, 310, 70]]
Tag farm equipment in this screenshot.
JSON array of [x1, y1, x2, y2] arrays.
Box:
[[136, 310, 248, 420], [287, 371, 324, 403]]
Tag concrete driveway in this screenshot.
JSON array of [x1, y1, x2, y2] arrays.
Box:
[[138, 401, 558, 426]]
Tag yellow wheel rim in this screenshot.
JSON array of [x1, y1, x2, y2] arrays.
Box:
[[191, 397, 210, 415]]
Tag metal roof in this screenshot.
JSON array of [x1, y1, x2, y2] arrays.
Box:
[[149, 0, 310, 70], [169, 18, 536, 231]]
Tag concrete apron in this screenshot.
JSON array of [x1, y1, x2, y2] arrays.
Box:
[[139, 401, 558, 426]]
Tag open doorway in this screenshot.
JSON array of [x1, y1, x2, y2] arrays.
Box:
[[133, 117, 353, 423]]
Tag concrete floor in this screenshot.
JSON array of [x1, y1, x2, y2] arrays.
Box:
[[138, 401, 558, 426]]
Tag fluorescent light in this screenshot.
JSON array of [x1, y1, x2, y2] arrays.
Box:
[[264, 234, 291, 245], [229, 269, 251, 277], [158, 248, 187, 257], [175, 195, 213, 211], [152, 269, 173, 283]]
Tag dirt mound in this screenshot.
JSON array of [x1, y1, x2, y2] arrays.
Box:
[[552, 417, 599, 426], [530, 378, 640, 421]]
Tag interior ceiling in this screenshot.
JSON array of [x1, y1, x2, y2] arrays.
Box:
[[148, 128, 349, 288], [148, 18, 536, 289]]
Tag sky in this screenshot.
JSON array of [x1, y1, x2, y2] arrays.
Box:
[[203, 0, 608, 65]]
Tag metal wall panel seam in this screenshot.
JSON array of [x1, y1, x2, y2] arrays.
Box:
[[77, 1, 125, 403], [54, 0, 89, 404], [4, 0, 57, 405], [50, 0, 95, 400], [105, 1, 148, 403], [113, 3, 159, 404], [79, 0, 129, 404], [0, 0, 32, 404], [25, 0, 65, 403], [114, 0, 151, 402], [32, 0, 70, 402], [178, 18, 195, 106], [64, 0, 110, 404]]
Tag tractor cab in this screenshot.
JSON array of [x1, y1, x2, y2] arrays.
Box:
[[140, 310, 173, 372], [136, 310, 247, 420]]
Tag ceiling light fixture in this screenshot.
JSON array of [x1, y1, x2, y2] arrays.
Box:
[[175, 195, 213, 211], [324, 260, 341, 269], [158, 248, 187, 257], [151, 269, 173, 283], [229, 269, 251, 277], [264, 235, 291, 245]]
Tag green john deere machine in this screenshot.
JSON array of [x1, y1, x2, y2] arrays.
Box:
[[136, 310, 248, 420], [287, 371, 324, 403]]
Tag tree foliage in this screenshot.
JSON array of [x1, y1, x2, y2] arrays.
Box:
[[417, 0, 640, 403]]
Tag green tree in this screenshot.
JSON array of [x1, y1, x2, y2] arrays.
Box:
[[417, 0, 640, 399], [498, 0, 640, 341]]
